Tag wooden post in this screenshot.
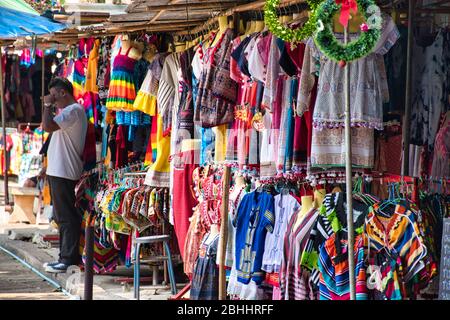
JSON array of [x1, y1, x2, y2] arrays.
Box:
[[40, 51, 46, 220], [0, 47, 9, 205], [343, 27, 356, 301], [218, 165, 231, 300], [84, 225, 94, 300], [402, 0, 415, 176]]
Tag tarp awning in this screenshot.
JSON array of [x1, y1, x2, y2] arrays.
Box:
[[0, 6, 66, 39]]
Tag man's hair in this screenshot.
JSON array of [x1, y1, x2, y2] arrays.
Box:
[[48, 77, 74, 95]]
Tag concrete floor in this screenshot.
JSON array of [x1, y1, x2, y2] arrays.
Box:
[[0, 248, 68, 300], [0, 223, 189, 300]]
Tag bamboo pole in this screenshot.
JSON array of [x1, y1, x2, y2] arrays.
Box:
[[343, 26, 356, 301], [0, 47, 9, 205], [218, 165, 231, 300]]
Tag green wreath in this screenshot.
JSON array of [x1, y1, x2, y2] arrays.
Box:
[[314, 0, 381, 63], [264, 0, 323, 43]]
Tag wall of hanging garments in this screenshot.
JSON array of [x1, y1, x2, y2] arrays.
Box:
[[185, 166, 448, 300], [0, 125, 46, 181], [1, 49, 55, 123]]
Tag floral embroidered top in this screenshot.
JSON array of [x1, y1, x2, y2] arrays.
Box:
[[299, 14, 400, 130]]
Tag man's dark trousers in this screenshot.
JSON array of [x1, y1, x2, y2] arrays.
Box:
[[47, 175, 81, 266]]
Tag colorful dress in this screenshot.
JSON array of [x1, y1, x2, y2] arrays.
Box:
[[318, 233, 368, 300], [106, 46, 137, 111], [364, 202, 429, 299]]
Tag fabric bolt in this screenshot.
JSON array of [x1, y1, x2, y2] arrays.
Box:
[[262, 194, 300, 273], [233, 191, 275, 284]]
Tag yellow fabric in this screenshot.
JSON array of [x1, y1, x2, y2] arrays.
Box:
[[105, 109, 115, 124], [145, 114, 171, 187], [213, 124, 227, 162], [150, 114, 171, 173], [43, 179, 51, 206], [84, 39, 100, 93], [133, 91, 157, 115]]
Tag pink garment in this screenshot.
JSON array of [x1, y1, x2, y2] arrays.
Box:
[[272, 286, 282, 300], [431, 112, 450, 178]]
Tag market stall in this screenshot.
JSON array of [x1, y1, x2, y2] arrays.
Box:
[[2, 0, 449, 301], [0, 0, 66, 209]]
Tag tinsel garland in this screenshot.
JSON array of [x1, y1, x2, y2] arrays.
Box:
[[314, 0, 381, 63], [264, 0, 323, 43]]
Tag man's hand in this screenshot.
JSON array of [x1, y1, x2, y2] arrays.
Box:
[[43, 94, 55, 107]]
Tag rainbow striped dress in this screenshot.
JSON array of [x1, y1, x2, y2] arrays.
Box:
[[106, 46, 137, 111]]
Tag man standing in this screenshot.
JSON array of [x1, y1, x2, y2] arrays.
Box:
[[42, 78, 87, 273]]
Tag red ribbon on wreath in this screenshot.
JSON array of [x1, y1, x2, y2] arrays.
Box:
[[335, 0, 358, 28]]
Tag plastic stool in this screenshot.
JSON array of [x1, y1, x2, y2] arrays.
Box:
[[133, 235, 177, 300]]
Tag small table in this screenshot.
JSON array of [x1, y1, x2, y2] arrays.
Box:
[[9, 187, 40, 224]]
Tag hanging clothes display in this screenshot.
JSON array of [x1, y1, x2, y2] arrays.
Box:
[[28, 7, 449, 302]]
